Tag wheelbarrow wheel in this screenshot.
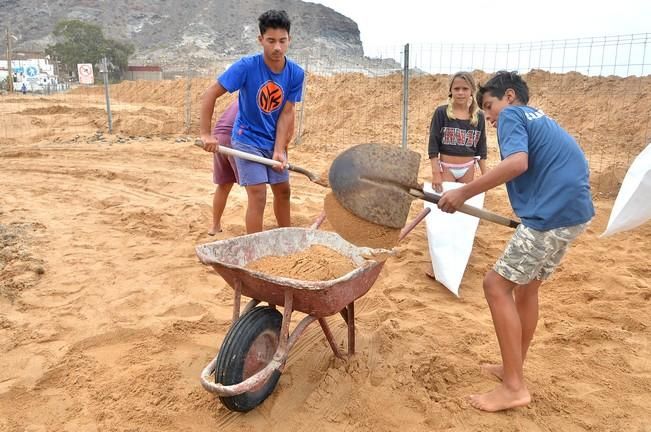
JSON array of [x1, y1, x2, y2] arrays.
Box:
[[215, 306, 283, 412]]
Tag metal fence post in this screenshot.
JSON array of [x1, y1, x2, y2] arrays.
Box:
[[295, 56, 309, 146], [401, 43, 410, 149], [185, 65, 192, 134], [6, 27, 14, 93], [101, 57, 113, 133]]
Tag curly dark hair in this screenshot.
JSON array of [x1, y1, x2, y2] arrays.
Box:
[[258, 10, 291, 35], [477, 71, 530, 106]]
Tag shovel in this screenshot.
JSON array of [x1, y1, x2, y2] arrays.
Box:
[[194, 140, 328, 187], [328, 143, 520, 229]]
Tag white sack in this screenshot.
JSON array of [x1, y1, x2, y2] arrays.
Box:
[[601, 143, 651, 237], [423, 182, 485, 297]]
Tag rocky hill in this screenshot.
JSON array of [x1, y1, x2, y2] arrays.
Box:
[[2, 0, 397, 74]]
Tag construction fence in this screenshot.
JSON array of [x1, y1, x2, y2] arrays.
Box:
[[2, 33, 651, 195]]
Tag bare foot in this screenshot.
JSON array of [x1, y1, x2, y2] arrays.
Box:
[[207, 226, 222, 236], [481, 364, 504, 381], [469, 384, 531, 412]]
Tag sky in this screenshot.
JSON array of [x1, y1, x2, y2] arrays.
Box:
[[310, 0, 651, 53]]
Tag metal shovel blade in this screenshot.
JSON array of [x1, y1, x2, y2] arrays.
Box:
[[329, 143, 521, 230], [328, 144, 421, 229]]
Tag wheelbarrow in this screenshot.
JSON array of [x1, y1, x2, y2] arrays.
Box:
[[194, 211, 429, 412]]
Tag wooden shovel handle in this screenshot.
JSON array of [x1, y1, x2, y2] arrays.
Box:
[[194, 140, 282, 168], [409, 188, 520, 229], [193, 140, 321, 183]]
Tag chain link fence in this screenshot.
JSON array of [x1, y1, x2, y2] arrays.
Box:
[[2, 33, 650, 194]]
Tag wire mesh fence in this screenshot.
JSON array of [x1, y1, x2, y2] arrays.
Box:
[[401, 33, 651, 77], [1, 33, 650, 195]]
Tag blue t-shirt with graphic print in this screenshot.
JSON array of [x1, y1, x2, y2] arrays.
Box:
[[218, 54, 304, 151], [497, 105, 594, 230]]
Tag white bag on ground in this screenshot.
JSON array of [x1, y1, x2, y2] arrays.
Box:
[[423, 182, 485, 297], [601, 143, 651, 237]]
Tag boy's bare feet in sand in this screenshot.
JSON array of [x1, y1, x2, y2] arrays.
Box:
[[469, 384, 531, 412], [208, 225, 222, 236], [481, 364, 504, 380]]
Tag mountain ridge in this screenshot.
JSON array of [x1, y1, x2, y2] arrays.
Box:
[[2, 0, 395, 73]]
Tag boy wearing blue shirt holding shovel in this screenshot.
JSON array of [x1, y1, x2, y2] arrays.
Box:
[[200, 9, 304, 234], [438, 71, 594, 412]]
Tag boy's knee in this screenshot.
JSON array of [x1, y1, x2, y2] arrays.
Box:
[[483, 271, 511, 301], [272, 183, 291, 200], [246, 185, 267, 205]]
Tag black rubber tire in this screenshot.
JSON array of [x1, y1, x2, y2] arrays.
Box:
[[215, 306, 283, 412]]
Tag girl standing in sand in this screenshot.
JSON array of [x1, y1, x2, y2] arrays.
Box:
[[428, 72, 488, 193]]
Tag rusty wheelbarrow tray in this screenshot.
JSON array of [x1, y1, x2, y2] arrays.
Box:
[[195, 212, 429, 412]]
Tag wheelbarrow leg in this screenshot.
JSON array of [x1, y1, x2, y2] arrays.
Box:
[[231, 279, 261, 322], [338, 303, 356, 355], [318, 318, 344, 359], [276, 289, 293, 357], [347, 302, 355, 355], [232, 279, 242, 323]]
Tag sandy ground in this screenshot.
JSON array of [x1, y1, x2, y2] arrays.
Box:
[[1, 75, 650, 431]]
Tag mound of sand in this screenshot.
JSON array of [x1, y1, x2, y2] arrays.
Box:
[[246, 244, 356, 281]]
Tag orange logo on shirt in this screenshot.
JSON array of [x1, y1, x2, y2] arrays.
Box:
[[257, 81, 284, 113]]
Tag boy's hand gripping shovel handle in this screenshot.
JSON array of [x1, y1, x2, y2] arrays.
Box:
[[409, 188, 520, 229], [194, 139, 283, 168], [193, 140, 324, 185]]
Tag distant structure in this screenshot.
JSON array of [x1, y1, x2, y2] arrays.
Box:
[[0, 51, 59, 92], [124, 65, 162, 81]]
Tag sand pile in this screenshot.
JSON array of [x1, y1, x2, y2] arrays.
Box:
[[245, 244, 356, 281]]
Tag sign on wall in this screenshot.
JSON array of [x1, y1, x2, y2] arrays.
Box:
[[77, 63, 94, 84]]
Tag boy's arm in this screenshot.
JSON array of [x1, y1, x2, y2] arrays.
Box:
[[273, 101, 296, 170], [199, 82, 228, 152], [437, 152, 528, 213]]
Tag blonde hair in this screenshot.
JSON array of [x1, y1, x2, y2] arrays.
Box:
[[445, 71, 480, 126]]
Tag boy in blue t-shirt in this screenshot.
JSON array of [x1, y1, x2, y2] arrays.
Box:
[[438, 71, 594, 412], [199, 9, 305, 234]]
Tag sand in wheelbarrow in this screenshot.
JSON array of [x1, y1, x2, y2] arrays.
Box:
[[246, 244, 356, 281], [323, 193, 401, 249]]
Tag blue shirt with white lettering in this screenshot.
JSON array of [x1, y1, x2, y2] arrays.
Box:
[[497, 105, 594, 230], [218, 54, 304, 151]]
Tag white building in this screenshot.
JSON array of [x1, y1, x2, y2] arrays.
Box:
[[0, 56, 57, 91]]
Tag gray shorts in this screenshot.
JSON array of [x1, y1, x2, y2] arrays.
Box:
[[494, 222, 588, 284], [231, 140, 289, 186]]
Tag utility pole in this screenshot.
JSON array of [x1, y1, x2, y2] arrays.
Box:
[[184, 62, 191, 133], [5, 27, 14, 93], [401, 43, 410, 149], [101, 57, 113, 133]]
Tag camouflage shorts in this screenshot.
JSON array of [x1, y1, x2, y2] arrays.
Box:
[[494, 222, 588, 284]]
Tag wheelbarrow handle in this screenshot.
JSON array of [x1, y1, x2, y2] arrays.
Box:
[[409, 188, 520, 229], [200, 354, 284, 397]]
